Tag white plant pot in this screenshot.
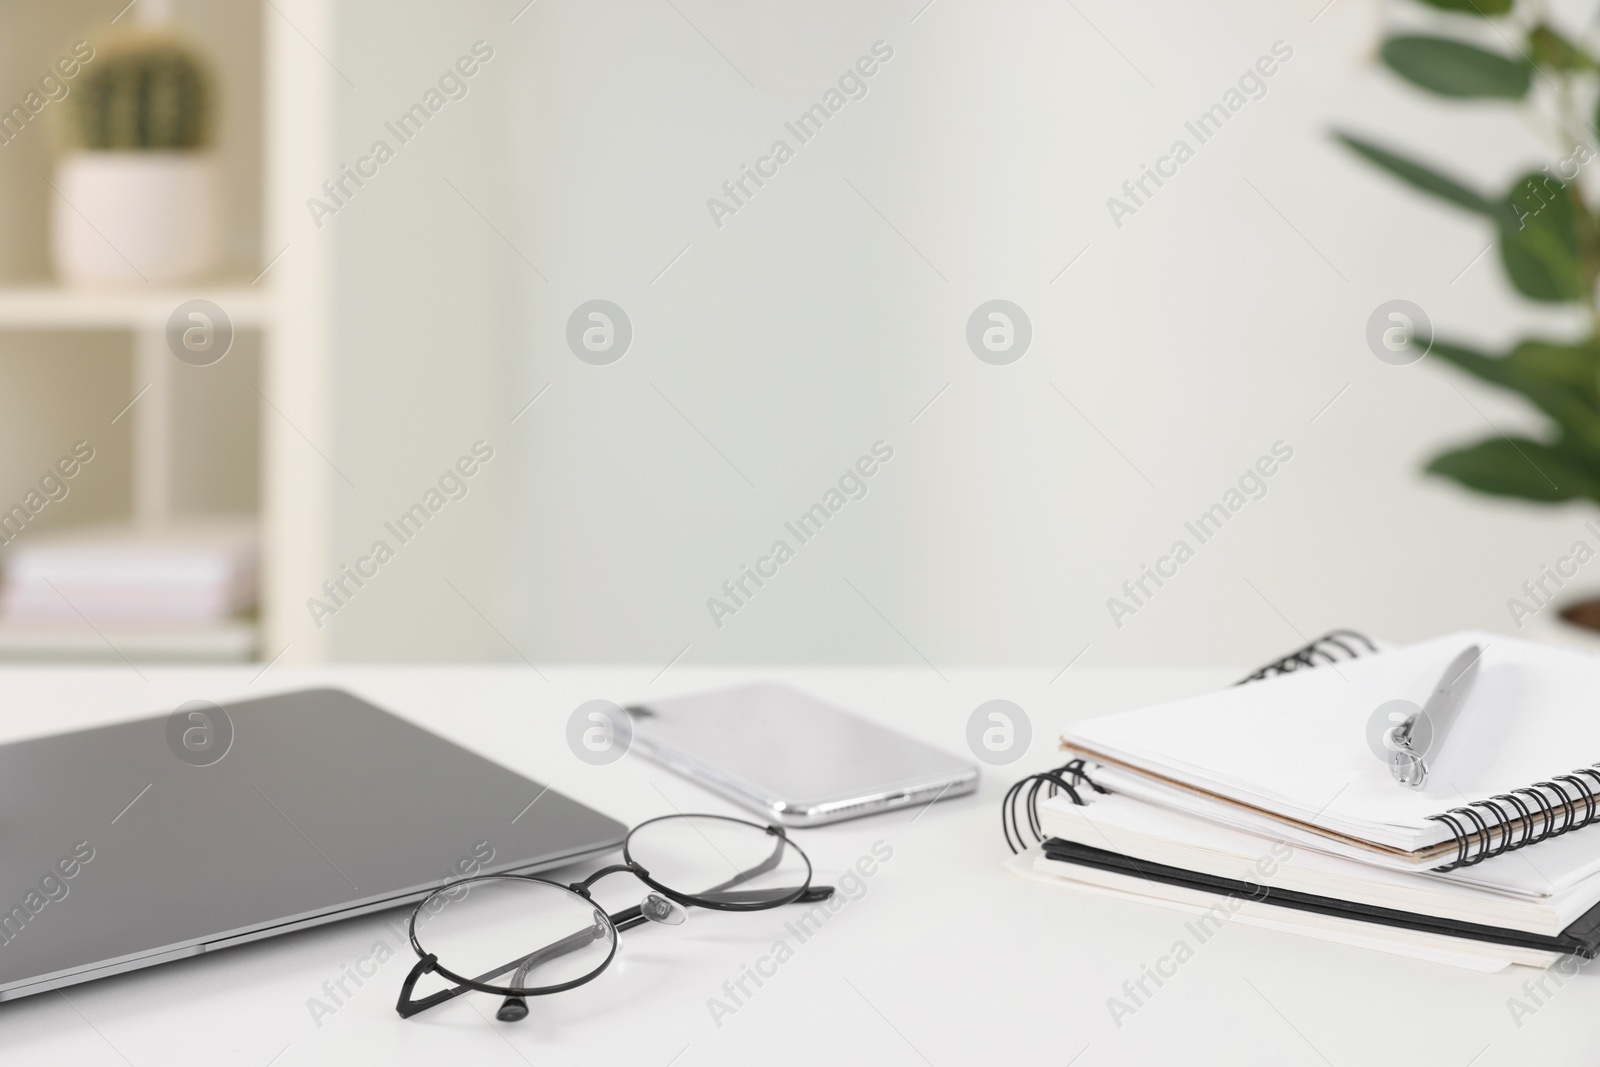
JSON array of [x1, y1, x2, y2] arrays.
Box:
[[51, 152, 220, 285]]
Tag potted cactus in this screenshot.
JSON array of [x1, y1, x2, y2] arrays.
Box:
[[52, 30, 217, 284]]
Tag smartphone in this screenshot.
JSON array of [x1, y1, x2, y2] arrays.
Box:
[[625, 683, 977, 826]]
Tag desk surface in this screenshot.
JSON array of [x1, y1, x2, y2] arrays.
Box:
[[0, 663, 1591, 1067]]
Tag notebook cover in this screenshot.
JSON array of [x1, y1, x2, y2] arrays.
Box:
[[1040, 838, 1600, 958]]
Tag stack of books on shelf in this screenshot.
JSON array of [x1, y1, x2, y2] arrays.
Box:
[[0, 518, 257, 660], [1008, 632, 1600, 971]]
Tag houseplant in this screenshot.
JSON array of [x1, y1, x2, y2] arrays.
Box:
[[52, 30, 217, 284], [1339, 0, 1600, 627]]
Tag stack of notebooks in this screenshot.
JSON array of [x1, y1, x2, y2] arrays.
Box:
[[0, 519, 257, 624], [1008, 631, 1600, 970]]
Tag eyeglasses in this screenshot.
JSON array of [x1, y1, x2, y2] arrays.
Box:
[[395, 813, 833, 1021]]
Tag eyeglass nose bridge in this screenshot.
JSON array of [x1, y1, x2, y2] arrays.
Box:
[[568, 862, 640, 896]]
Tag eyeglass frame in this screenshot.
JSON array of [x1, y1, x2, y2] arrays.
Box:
[[395, 812, 835, 1020]]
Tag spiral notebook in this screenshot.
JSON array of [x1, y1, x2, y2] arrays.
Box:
[[1031, 840, 1600, 964], [1002, 850, 1569, 970], [1034, 782, 1600, 933], [1059, 631, 1600, 876]]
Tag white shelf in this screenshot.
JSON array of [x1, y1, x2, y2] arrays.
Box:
[[0, 283, 274, 330], [0, 619, 257, 662]]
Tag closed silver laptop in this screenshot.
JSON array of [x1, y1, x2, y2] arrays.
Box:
[[0, 688, 626, 1001]]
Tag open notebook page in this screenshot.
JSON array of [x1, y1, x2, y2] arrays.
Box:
[[1062, 631, 1600, 853]]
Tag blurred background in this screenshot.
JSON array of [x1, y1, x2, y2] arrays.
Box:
[[0, 0, 1592, 671]]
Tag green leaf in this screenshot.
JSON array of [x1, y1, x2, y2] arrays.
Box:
[[1428, 338, 1600, 453], [1529, 24, 1594, 72], [1498, 171, 1587, 302], [1426, 436, 1600, 502], [1381, 35, 1531, 99], [1411, 0, 1513, 14], [1333, 132, 1499, 217], [1428, 338, 1599, 400], [1502, 339, 1600, 394]]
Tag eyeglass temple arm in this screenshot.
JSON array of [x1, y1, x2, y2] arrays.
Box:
[[698, 831, 788, 895], [490, 886, 835, 1019], [396, 923, 606, 1019], [608, 884, 834, 932], [682, 829, 835, 906], [483, 884, 836, 1021], [494, 886, 838, 1017], [396, 955, 467, 1019]]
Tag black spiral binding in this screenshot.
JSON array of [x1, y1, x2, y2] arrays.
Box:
[[1002, 759, 1107, 854], [1003, 629, 1378, 855], [1429, 766, 1600, 870], [1231, 629, 1378, 686]]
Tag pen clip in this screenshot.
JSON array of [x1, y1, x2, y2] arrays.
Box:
[[1367, 643, 1482, 791], [1389, 749, 1426, 788]]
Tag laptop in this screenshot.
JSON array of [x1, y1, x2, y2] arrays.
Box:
[[0, 688, 627, 1001]]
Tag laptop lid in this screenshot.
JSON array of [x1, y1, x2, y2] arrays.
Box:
[[0, 687, 626, 1001]]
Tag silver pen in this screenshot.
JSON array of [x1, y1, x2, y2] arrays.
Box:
[[1377, 644, 1482, 789]]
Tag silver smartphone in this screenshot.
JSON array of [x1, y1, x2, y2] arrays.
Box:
[[625, 683, 978, 826]]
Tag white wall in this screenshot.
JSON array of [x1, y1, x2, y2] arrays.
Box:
[[314, 0, 512, 661], [317, 0, 1600, 669]]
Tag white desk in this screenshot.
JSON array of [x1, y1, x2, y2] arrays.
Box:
[[0, 663, 1592, 1067]]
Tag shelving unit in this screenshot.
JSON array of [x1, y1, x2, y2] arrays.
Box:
[[0, 0, 335, 664]]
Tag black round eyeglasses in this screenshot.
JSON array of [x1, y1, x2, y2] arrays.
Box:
[[395, 813, 834, 1021]]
